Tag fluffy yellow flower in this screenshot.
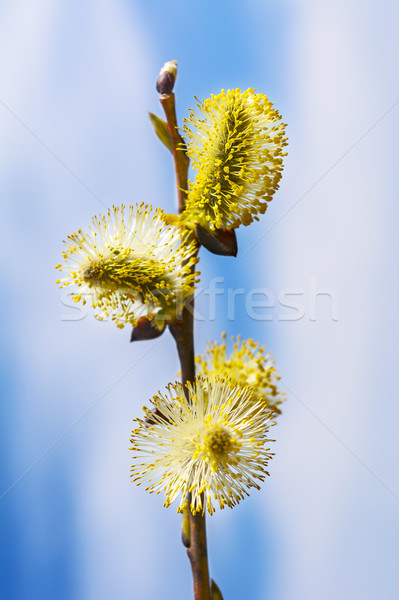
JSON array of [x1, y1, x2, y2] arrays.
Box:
[[130, 376, 274, 515], [181, 88, 287, 230], [56, 204, 198, 329], [196, 334, 284, 415]]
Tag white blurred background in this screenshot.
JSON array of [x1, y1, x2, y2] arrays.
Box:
[[0, 1, 398, 599]]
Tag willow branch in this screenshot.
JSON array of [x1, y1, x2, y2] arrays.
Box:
[[160, 90, 211, 600], [159, 93, 189, 214]]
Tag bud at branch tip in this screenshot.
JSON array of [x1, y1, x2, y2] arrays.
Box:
[[156, 59, 178, 95]]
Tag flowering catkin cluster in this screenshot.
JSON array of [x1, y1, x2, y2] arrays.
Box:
[[56, 203, 198, 329], [181, 88, 287, 231], [56, 79, 287, 517], [196, 334, 284, 415], [130, 376, 274, 515]]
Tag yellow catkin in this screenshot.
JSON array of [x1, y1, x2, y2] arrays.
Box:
[[196, 333, 284, 415], [130, 376, 274, 515], [56, 203, 199, 329], [181, 88, 288, 230]]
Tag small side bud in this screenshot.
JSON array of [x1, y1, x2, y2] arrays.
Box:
[[211, 580, 224, 600], [130, 317, 165, 342], [156, 60, 178, 95], [196, 224, 238, 257], [181, 508, 191, 548]]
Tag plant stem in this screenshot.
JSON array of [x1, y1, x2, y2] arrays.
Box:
[[159, 93, 189, 214], [169, 316, 211, 600], [160, 90, 211, 600]]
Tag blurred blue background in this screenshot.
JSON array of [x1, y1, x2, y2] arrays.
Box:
[[1, 1, 399, 598]]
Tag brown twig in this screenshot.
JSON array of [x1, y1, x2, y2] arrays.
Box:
[[160, 88, 211, 600], [159, 93, 189, 214], [169, 316, 211, 600]]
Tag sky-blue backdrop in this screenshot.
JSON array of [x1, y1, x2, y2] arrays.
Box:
[[1, 1, 399, 599]]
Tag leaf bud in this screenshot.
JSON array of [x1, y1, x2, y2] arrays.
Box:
[[156, 60, 178, 95]]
